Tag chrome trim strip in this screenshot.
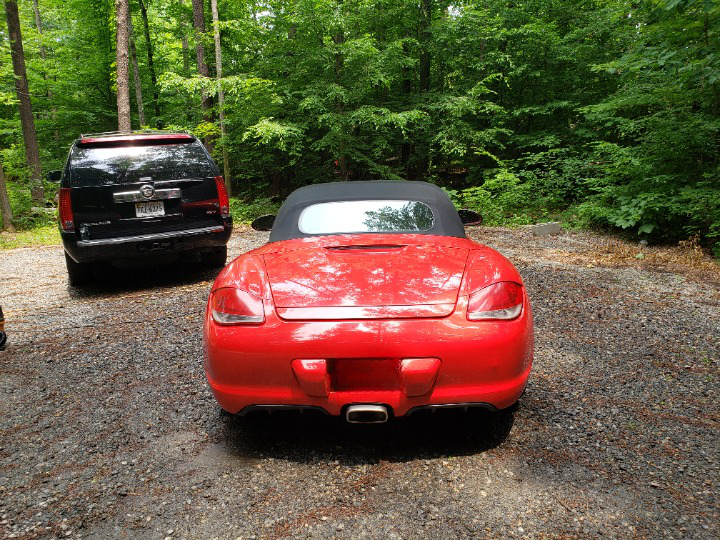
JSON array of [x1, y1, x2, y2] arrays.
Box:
[[77, 225, 224, 246], [113, 188, 182, 203]]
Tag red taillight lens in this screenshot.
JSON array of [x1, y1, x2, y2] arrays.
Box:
[[211, 287, 264, 325], [467, 281, 523, 320], [214, 176, 229, 216], [58, 187, 74, 231]]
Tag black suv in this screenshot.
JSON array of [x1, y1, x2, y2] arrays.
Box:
[[53, 131, 232, 285]]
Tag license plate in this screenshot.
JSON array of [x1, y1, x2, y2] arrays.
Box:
[[135, 201, 165, 217]]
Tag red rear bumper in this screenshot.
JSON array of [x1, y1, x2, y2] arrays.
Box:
[[204, 295, 533, 417]]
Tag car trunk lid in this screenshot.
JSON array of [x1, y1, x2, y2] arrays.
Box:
[[264, 240, 469, 319]]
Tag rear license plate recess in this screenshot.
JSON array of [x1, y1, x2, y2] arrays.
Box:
[[330, 358, 399, 391]]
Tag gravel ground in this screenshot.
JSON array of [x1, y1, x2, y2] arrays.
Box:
[[0, 227, 718, 539]]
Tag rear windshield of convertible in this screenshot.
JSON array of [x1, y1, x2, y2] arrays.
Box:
[[67, 141, 215, 186], [298, 200, 435, 234]]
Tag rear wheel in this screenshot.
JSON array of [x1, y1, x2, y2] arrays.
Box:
[[65, 252, 93, 286], [201, 246, 227, 268]]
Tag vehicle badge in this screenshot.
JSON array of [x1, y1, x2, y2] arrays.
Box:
[[140, 184, 155, 199]]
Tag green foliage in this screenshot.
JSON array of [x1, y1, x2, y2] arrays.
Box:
[[0, 225, 59, 250], [0, 0, 717, 256], [242, 119, 305, 160], [445, 168, 561, 227], [229, 197, 281, 224], [6, 178, 56, 230]]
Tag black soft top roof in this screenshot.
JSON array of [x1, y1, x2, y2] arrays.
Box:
[[269, 180, 466, 242]]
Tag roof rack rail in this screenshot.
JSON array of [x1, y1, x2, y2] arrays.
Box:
[[79, 129, 190, 138]]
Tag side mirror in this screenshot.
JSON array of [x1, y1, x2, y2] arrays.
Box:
[[251, 214, 276, 231], [46, 170, 62, 183], [458, 209, 483, 226]]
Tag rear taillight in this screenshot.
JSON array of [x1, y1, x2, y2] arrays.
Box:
[[211, 287, 264, 325], [58, 188, 74, 231], [467, 281, 523, 320], [214, 176, 229, 216]]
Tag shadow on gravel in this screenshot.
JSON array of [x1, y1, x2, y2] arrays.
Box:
[[213, 407, 515, 464], [67, 258, 220, 298]]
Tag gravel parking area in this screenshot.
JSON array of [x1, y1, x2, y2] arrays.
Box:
[[1, 227, 718, 539]]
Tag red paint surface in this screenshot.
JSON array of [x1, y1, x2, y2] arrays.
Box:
[[264, 241, 468, 310], [332, 359, 399, 391], [204, 234, 533, 416], [291, 359, 331, 397], [399, 358, 441, 397]]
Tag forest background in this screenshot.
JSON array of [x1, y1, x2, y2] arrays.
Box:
[[0, 0, 718, 255]]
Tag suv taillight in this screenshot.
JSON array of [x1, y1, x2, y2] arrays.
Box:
[[58, 188, 74, 231], [214, 176, 229, 217]]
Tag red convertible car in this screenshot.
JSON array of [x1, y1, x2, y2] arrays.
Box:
[[204, 181, 533, 423]]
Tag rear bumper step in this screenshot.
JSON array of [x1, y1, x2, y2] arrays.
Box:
[[76, 225, 225, 246], [236, 405, 329, 417], [231, 402, 501, 418], [405, 402, 498, 415]]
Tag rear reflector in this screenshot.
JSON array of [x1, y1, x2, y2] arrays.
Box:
[[58, 188, 74, 231], [214, 176, 230, 216]]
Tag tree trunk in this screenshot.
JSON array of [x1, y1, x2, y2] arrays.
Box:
[[417, 0, 432, 178], [31, 0, 46, 58], [419, 0, 431, 93], [179, 0, 192, 124], [32, 0, 58, 141], [401, 38, 413, 179], [129, 18, 146, 127], [192, 0, 214, 152], [332, 28, 347, 181], [115, 0, 131, 131], [138, 0, 160, 125], [0, 160, 14, 232], [211, 0, 230, 195], [181, 35, 190, 74], [5, 0, 44, 202]]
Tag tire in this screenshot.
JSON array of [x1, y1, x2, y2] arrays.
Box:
[[201, 246, 228, 268], [65, 252, 93, 286], [0, 332, 6, 350]]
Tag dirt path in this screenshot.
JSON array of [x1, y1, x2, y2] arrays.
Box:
[[0, 227, 718, 539]]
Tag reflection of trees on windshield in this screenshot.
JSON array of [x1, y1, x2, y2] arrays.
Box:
[[363, 202, 434, 232], [69, 142, 215, 186]]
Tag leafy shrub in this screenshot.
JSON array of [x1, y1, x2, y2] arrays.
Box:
[[229, 197, 281, 224], [7, 180, 57, 230], [445, 168, 564, 227]]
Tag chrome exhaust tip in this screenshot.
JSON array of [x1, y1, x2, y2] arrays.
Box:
[[345, 404, 389, 424]]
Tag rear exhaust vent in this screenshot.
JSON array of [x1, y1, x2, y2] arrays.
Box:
[[345, 404, 389, 424]]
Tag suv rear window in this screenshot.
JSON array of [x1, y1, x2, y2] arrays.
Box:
[[67, 141, 215, 186]]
